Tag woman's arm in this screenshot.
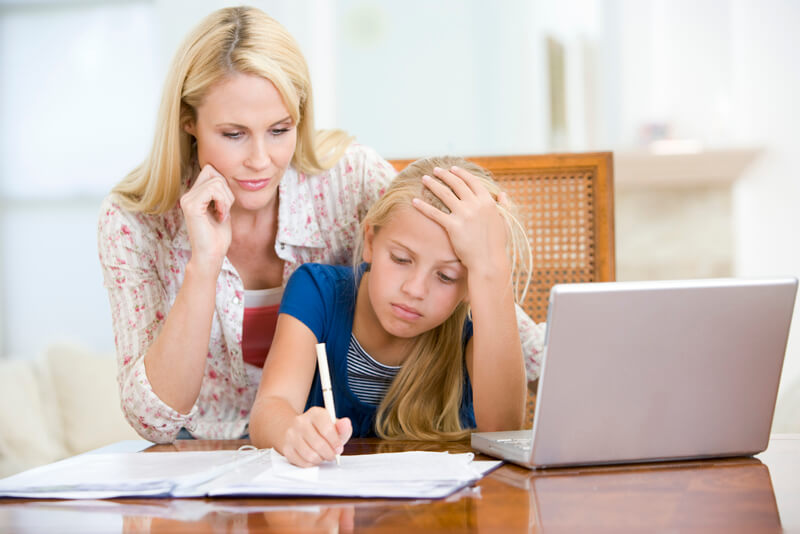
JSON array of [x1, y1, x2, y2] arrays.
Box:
[[250, 314, 352, 466], [412, 166, 526, 431], [99, 200, 210, 442], [141, 164, 235, 414]]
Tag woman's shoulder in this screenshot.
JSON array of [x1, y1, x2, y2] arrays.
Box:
[[98, 193, 184, 243], [315, 143, 396, 182]]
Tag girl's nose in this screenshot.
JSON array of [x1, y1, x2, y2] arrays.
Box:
[[401, 269, 427, 299]]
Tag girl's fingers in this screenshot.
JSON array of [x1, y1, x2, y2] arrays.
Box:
[[421, 174, 460, 209], [290, 440, 323, 467], [412, 197, 450, 227], [431, 166, 475, 200], [310, 412, 346, 458]]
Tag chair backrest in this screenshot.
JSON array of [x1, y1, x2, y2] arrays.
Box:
[[389, 152, 616, 428], [388, 152, 616, 323]]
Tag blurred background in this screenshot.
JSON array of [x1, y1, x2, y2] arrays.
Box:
[[1, 0, 798, 428]]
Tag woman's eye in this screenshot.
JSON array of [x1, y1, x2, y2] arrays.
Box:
[[390, 254, 410, 264], [223, 131, 243, 139], [271, 127, 291, 136]]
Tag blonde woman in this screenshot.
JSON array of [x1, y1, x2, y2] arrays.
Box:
[[97, 6, 395, 443], [250, 157, 532, 466]]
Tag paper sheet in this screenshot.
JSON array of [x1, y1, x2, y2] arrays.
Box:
[[0, 448, 500, 500]]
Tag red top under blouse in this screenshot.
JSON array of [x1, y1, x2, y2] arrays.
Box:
[[241, 287, 284, 368]]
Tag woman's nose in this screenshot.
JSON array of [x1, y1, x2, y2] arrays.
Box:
[[245, 138, 270, 170]]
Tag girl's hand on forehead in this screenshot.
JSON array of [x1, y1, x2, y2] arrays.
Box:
[[412, 166, 509, 276], [179, 163, 235, 275]]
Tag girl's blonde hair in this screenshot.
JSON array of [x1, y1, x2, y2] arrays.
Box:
[[356, 156, 532, 440], [113, 6, 352, 214]]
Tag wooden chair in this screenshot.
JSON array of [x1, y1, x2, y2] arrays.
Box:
[[389, 152, 616, 427]]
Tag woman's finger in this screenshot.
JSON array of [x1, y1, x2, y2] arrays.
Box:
[[183, 175, 234, 222]]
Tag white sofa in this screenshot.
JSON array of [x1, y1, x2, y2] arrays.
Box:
[[0, 343, 139, 478]]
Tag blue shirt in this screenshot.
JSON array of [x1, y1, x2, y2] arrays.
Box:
[[279, 263, 475, 437]]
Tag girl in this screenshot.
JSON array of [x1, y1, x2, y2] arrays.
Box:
[[250, 157, 531, 467]]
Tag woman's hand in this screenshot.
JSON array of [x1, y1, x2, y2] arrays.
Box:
[[281, 407, 353, 467], [412, 166, 510, 278], [179, 163, 235, 275]]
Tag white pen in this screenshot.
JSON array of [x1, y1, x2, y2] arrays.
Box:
[[315, 342, 341, 466]]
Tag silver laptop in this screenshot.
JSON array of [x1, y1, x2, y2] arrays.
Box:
[[472, 277, 797, 469]]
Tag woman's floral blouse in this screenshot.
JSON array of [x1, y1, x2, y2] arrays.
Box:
[[98, 144, 544, 443]]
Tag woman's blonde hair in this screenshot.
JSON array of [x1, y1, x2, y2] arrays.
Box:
[[356, 156, 532, 440], [113, 6, 352, 214]]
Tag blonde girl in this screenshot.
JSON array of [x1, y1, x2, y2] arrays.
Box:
[[250, 156, 531, 466]]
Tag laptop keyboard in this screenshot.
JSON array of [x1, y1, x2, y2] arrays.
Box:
[[496, 437, 532, 450]]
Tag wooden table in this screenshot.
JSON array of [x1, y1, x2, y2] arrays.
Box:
[[1, 435, 797, 533]]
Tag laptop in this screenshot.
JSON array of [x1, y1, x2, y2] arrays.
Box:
[[471, 277, 798, 469]]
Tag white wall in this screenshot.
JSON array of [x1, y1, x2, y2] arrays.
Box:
[[1, 0, 798, 428], [729, 0, 800, 417]]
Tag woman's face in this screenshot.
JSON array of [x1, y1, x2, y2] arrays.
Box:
[[185, 73, 298, 213], [362, 205, 468, 340]]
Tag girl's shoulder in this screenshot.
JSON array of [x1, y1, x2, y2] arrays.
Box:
[[289, 263, 356, 289]]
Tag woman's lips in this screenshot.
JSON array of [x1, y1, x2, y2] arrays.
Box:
[[391, 303, 422, 320], [236, 178, 270, 191]]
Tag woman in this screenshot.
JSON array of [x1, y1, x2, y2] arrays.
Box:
[[98, 6, 543, 443]]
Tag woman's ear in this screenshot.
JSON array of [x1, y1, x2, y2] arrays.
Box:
[[183, 119, 197, 137], [362, 224, 375, 263]]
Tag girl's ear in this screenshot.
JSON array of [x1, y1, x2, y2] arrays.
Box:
[[362, 224, 375, 263]]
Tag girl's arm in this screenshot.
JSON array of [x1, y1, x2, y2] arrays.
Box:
[[250, 314, 352, 466], [412, 166, 526, 430]]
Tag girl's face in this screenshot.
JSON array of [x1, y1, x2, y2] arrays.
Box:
[[184, 73, 298, 213], [362, 205, 468, 339]]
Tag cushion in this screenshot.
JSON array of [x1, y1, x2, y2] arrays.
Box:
[[0, 359, 68, 477], [44, 343, 139, 456]]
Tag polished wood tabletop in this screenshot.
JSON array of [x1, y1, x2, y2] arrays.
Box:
[[1, 435, 797, 533]]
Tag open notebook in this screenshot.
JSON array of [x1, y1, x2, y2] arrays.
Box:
[[0, 448, 500, 500], [472, 277, 797, 469]]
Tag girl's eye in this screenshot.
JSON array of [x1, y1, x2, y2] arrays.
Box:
[[223, 131, 243, 139], [437, 272, 457, 283], [390, 253, 410, 264], [271, 127, 291, 136]]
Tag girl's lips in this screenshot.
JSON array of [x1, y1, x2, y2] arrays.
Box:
[[236, 178, 270, 191], [391, 303, 422, 320]]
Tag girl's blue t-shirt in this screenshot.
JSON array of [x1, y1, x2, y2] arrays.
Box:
[[278, 263, 475, 437]]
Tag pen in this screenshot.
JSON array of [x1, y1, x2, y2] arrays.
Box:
[[315, 342, 341, 466]]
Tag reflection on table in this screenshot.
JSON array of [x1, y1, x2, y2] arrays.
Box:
[[1, 436, 797, 533]]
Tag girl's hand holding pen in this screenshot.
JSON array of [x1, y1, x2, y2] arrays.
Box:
[[282, 408, 352, 468]]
